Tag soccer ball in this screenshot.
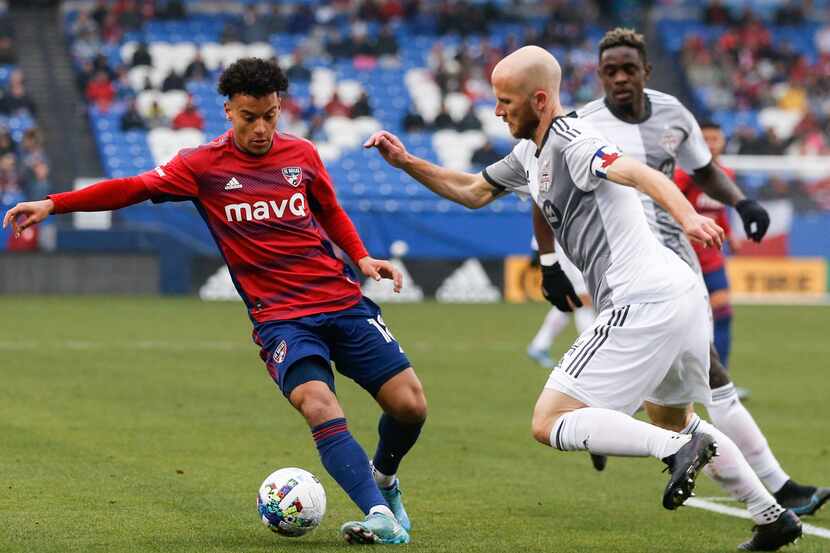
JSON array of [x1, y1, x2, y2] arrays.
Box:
[[257, 467, 326, 537]]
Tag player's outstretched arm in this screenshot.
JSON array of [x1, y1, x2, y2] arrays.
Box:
[[692, 163, 769, 242], [3, 199, 54, 237], [364, 130, 500, 209], [606, 156, 725, 249], [357, 256, 403, 293]]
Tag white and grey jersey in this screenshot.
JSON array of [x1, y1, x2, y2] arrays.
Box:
[[578, 89, 711, 275], [484, 116, 696, 312]]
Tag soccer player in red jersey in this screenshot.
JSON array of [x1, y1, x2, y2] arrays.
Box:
[[4, 58, 420, 545], [674, 121, 735, 368]]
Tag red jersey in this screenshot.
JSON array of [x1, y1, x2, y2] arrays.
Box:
[[138, 130, 365, 322], [674, 165, 734, 273]]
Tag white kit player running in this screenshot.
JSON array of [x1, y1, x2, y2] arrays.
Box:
[[577, 27, 828, 526], [526, 237, 595, 370], [365, 46, 801, 551]]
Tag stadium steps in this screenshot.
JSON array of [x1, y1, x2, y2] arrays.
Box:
[[9, 1, 103, 190]]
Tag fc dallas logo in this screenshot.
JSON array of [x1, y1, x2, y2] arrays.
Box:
[[273, 340, 287, 364], [281, 167, 302, 187]]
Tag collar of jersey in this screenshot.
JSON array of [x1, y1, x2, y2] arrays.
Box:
[[603, 94, 652, 124], [535, 112, 578, 158]]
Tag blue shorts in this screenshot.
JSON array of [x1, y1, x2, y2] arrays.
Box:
[[253, 297, 411, 398], [703, 266, 730, 294]]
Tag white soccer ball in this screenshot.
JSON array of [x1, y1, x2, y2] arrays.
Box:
[[257, 467, 326, 537]]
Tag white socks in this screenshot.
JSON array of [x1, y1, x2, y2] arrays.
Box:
[[530, 308, 570, 351], [530, 306, 596, 352], [371, 462, 396, 489], [707, 383, 790, 493], [682, 414, 783, 524], [574, 306, 595, 334], [550, 407, 689, 459]]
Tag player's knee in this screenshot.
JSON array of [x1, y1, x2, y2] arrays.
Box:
[[291, 385, 341, 426], [392, 384, 428, 424], [531, 411, 559, 446]]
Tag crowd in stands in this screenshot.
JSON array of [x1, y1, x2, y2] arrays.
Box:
[[681, 1, 830, 156], [0, 6, 51, 206]]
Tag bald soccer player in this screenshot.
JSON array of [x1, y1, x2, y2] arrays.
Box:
[[364, 46, 802, 551]]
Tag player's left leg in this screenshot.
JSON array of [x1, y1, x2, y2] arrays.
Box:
[[647, 402, 802, 550], [527, 307, 570, 369], [708, 349, 830, 516], [329, 297, 424, 536], [704, 266, 732, 368]]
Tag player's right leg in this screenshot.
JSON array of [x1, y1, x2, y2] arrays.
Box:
[[708, 350, 829, 516], [646, 402, 802, 550]]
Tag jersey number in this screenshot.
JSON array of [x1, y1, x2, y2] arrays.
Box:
[[367, 315, 396, 343]]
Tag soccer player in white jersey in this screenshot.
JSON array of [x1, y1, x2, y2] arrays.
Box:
[[526, 237, 596, 370], [365, 46, 801, 550], [577, 26, 829, 519]]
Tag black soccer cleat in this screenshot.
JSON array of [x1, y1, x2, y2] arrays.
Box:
[[774, 480, 830, 516], [590, 453, 607, 472], [661, 433, 718, 510], [738, 509, 802, 551]]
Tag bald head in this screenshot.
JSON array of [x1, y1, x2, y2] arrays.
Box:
[[492, 46, 562, 98], [491, 46, 564, 142]]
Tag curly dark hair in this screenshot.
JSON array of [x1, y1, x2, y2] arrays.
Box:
[[598, 27, 648, 65], [217, 57, 289, 99]]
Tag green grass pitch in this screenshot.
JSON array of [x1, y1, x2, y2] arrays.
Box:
[[1, 297, 828, 552]]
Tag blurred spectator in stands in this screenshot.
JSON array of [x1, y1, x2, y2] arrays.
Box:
[[20, 128, 46, 171], [817, 24, 830, 55], [285, 50, 311, 82], [91, 0, 108, 27], [352, 26, 377, 58], [0, 153, 20, 195], [455, 106, 482, 132], [326, 29, 353, 59], [402, 109, 426, 132], [185, 52, 209, 82], [85, 70, 115, 111], [72, 28, 102, 65], [219, 20, 243, 44], [131, 42, 152, 67], [324, 92, 351, 117], [0, 71, 37, 116], [161, 70, 186, 92], [774, 0, 805, 25], [101, 11, 124, 44], [375, 24, 400, 65], [0, 129, 14, 157], [120, 98, 147, 131], [172, 96, 204, 130], [116, 0, 143, 32], [112, 64, 133, 100], [350, 92, 372, 118], [71, 10, 98, 37], [703, 0, 734, 26], [263, 4, 288, 34], [432, 105, 454, 130], [146, 100, 167, 128], [241, 5, 271, 44], [471, 140, 502, 167], [157, 0, 187, 20], [23, 160, 50, 202]]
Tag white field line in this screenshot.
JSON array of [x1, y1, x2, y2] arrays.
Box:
[[686, 498, 830, 540]]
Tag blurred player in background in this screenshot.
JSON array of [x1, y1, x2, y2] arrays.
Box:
[[674, 121, 736, 369], [4, 58, 421, 546], [526, 236, 595, 369], [578, 27, 828, 520], [366, 46, 803, 551]]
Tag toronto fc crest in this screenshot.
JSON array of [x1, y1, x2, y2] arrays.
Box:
[[281, 167, 302, 187]]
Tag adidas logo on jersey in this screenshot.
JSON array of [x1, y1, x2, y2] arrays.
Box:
[[436, 258, 500, 303], [224, 177, 243, 190]]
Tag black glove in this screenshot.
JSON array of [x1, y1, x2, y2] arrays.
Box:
[[529, 250, 541, 268], [735, 199, 770, 242], [541, 262, 583, 312]]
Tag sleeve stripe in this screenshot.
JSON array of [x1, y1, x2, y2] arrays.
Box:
[[552, 119, 581, 141], [481, 168, 506, 191]]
